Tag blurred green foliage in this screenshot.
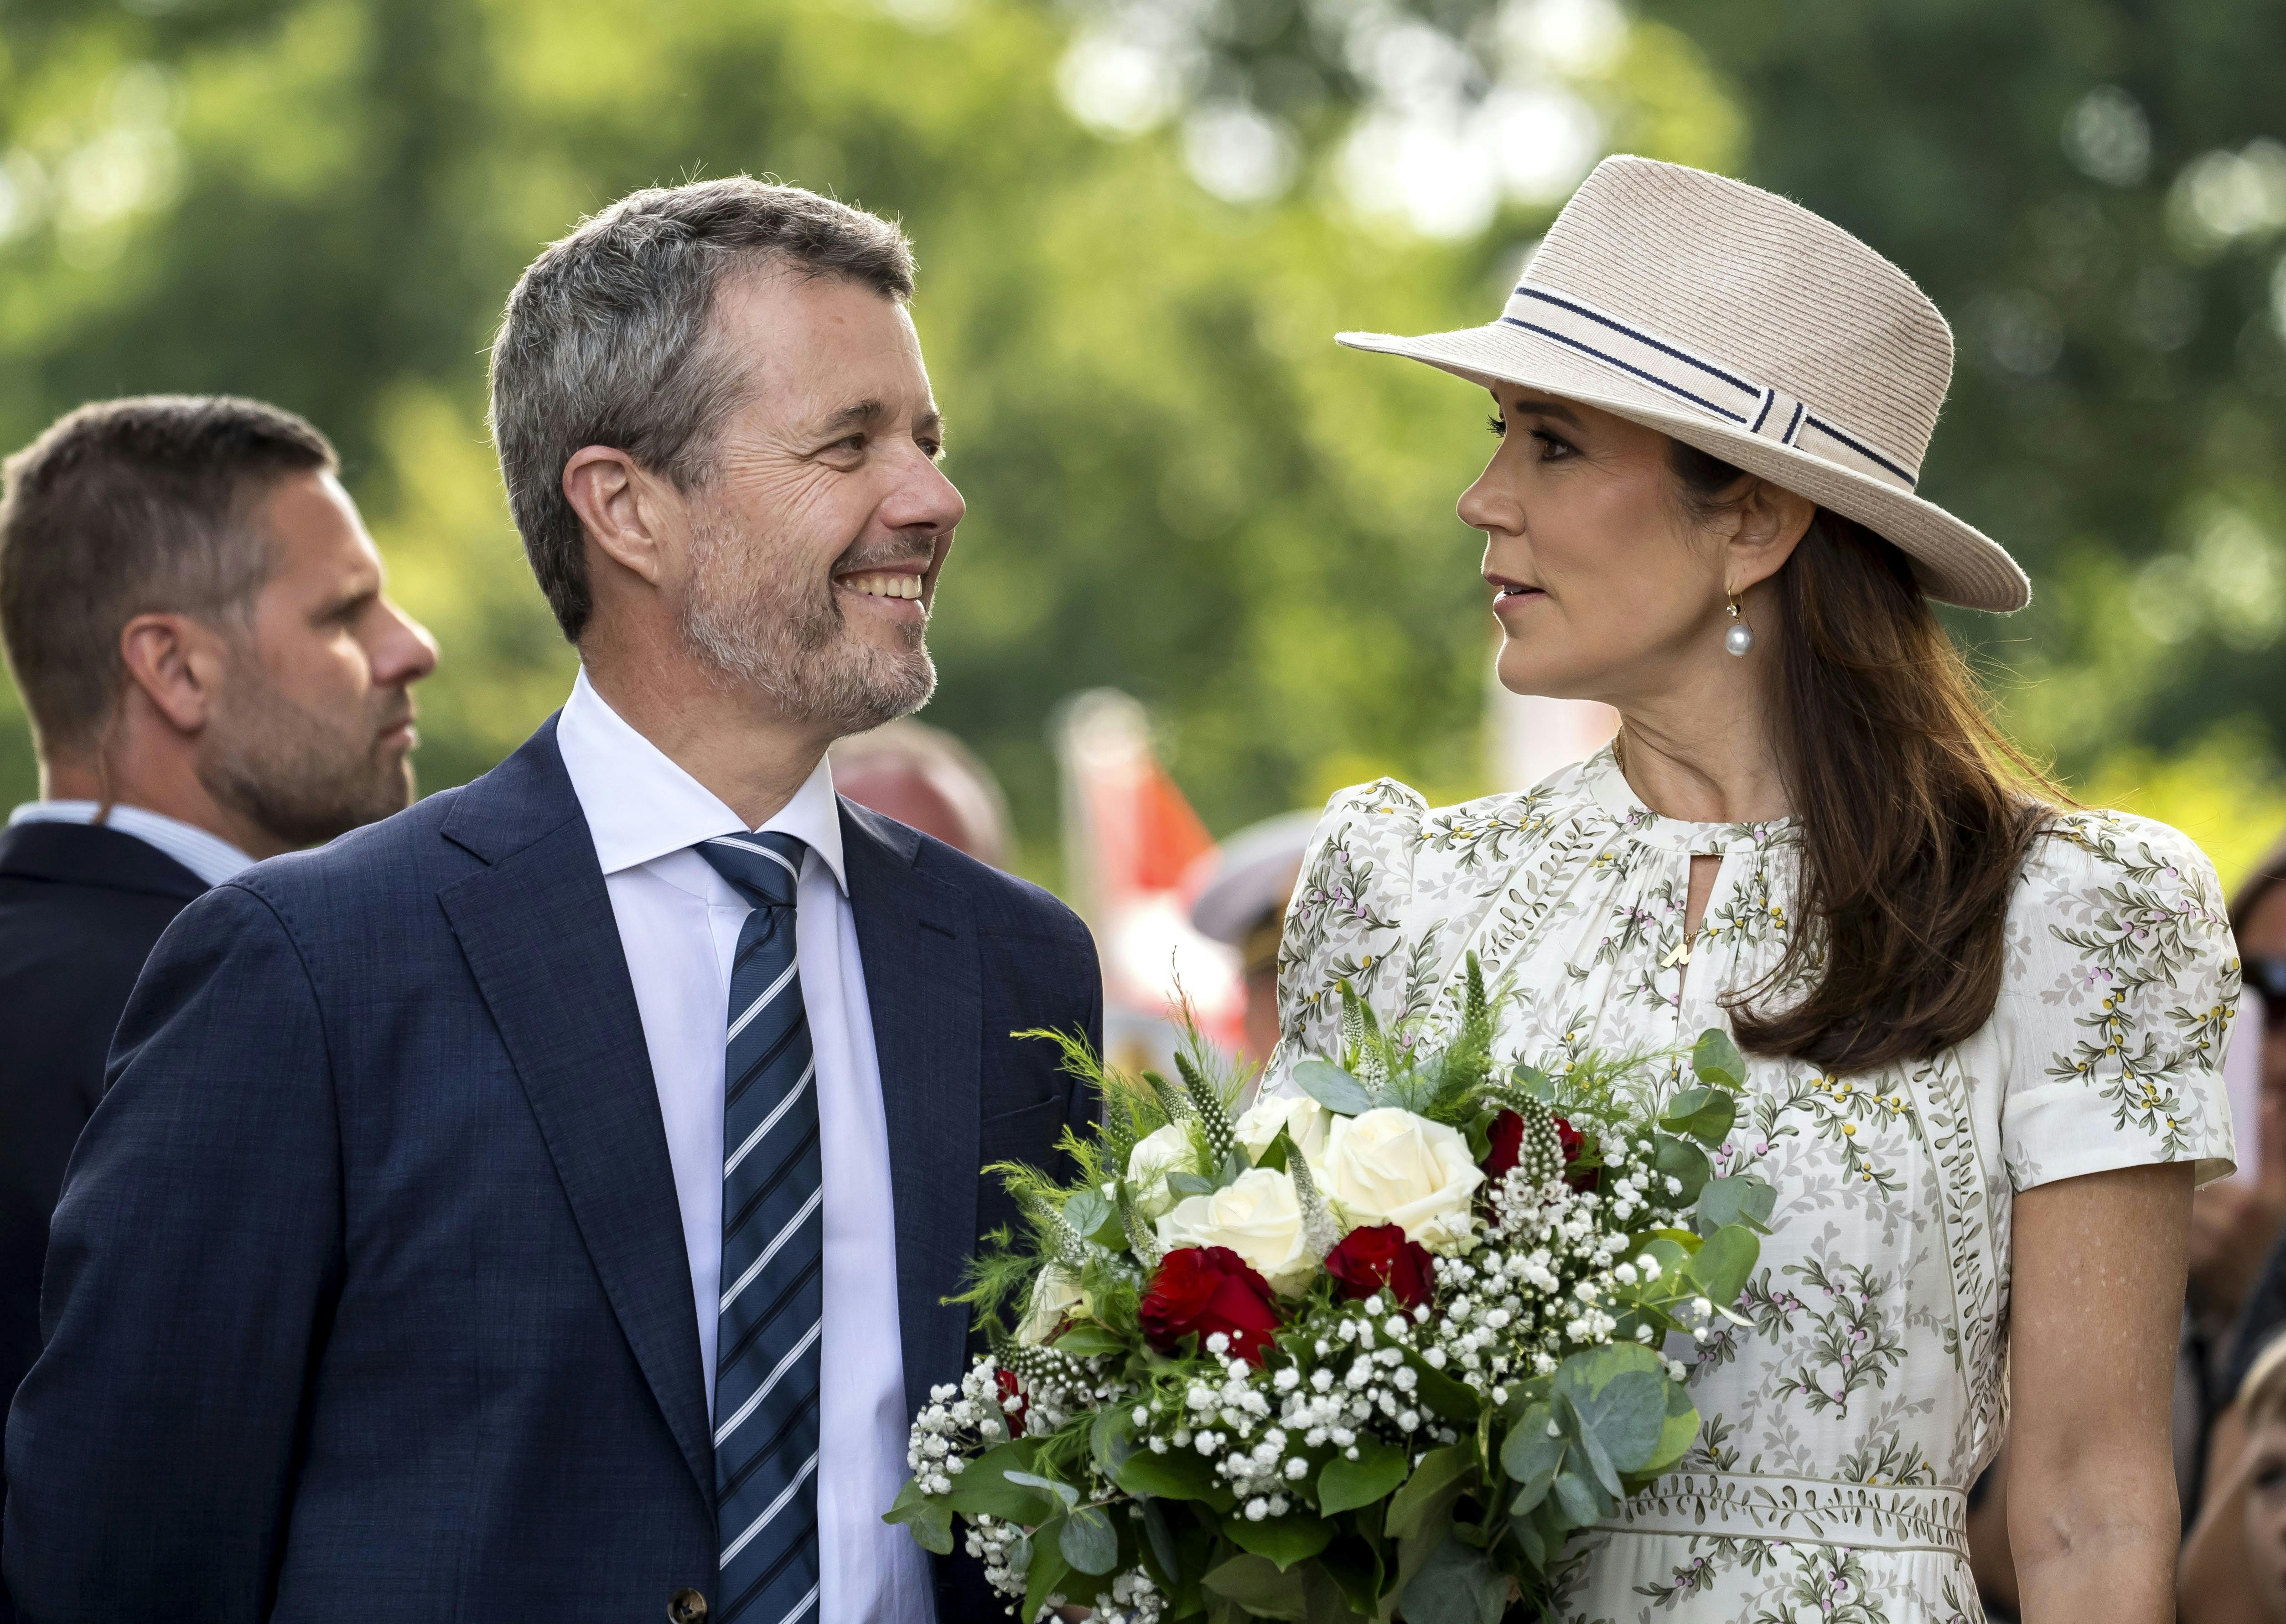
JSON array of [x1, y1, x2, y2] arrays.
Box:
[[0, 0, 2281, 882]]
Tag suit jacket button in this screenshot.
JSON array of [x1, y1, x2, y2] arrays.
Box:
[[668, 1588, 708, 1623]]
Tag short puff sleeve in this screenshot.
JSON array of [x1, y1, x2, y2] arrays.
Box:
[[1998, 809, 2240, 1192], [1259, 779, 1427, 1099]]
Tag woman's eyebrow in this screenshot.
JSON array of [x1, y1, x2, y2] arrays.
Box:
[[1508, 395, 1584, 426]]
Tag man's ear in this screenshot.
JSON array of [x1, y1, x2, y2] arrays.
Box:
[[117, 612, 227, 736], [1724, 477, 1817, 597], [562, 445, 674, 587]]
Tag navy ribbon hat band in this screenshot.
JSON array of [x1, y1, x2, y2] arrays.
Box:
[[1499, 283, 1921, 494]]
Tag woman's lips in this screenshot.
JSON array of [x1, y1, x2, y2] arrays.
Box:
[[1492, 585, 1547, 614]]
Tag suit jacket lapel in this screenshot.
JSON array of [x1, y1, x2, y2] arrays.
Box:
[[436, 720, 713, 1501], [840, 801, 983, 1422]]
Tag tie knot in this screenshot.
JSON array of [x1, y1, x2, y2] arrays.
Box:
[[696, 831, 806, 910]]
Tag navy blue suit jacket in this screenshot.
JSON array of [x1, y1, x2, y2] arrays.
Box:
[[2, 721, 1101, 1622]]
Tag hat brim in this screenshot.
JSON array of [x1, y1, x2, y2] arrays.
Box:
[[1336, 322, 2030, 614]]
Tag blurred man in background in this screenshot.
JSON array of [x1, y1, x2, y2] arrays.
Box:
[[830, 716, 1012, 868], [0, 394, 437, 1607]]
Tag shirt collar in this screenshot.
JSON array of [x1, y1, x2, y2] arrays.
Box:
[[555, 667, 848, 895], [6, 801, 256, 887]]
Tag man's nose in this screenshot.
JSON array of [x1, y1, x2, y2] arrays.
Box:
[[375, 597, 440, 686], [882, 450, 966, 540]]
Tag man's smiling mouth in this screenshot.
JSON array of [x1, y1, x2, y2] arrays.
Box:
[[840, 570, 925, 600]]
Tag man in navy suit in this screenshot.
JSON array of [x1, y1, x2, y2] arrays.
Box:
[[4, 180, 1101, 1624], [0, 396, 438, 1624]]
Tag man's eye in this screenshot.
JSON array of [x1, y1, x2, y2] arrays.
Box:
[[918, 439, 944, 460]]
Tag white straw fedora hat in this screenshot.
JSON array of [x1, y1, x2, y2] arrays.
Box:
[[1338, 155, 2030, 613]]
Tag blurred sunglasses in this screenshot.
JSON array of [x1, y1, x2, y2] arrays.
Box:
[[2248, 957, 2286, 1028]]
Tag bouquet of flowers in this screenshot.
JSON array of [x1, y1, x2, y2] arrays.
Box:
[[885, 957, 1771, 1624]]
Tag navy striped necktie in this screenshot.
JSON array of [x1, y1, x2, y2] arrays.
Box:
[[695, 831, 823, 1624]]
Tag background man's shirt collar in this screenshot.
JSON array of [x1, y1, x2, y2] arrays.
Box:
[[555, 667, 848, 894], [6, 801, 254, 888]]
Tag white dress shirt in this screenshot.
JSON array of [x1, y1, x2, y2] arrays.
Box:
[[7, 801, 254, 887], [554, 670, 933, 1624]]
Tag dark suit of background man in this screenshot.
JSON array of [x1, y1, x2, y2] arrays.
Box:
[[0, 396, 438, 1622], [5, 181, 1102, 1624]]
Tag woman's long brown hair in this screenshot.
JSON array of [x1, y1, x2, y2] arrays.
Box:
[[1671, 441, 2060, 1074]]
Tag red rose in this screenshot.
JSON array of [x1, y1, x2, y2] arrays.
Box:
[[1322, 1224, 1435, 1310], [995, 1367, 1027, 1438], [1555, 1117, 1598, 1192], [1482, 1110, 1597, 1192], [1138, 1246, 1283, 1366], [1482, 1110, 1524, 1178]]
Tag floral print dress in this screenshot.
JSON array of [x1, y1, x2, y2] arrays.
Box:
[[1259, 746, 2239, 1624]]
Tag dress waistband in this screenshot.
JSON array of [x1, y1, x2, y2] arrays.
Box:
[[1596, 1471, 1969, 1557]]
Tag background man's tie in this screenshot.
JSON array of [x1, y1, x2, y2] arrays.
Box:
[[695, 831, 823, 1624]]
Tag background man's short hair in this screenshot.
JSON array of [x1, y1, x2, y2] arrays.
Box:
[[0, 394, 337, 759], [487, 177, 917, 642]]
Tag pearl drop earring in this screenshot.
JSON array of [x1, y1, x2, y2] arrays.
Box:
[[1724, 596, 1755, 657]]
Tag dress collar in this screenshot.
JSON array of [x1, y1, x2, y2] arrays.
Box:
[[1579, 743, 1794, 858], [555, 667, 849, 895]]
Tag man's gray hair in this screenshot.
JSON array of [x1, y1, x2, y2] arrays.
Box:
[[488, 177, 916, 641]]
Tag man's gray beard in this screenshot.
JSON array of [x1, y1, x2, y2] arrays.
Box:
[[197, 660, 415, 847], [678, 511, 937, 737]]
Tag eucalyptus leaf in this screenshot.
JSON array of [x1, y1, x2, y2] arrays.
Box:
[[1550, 1468, 1603, 1530], [1498, 1402, 1563, 1486], [1509, 1509, 1545, 1568], [1316, 1434, 1410, 1514], [1060, 1504, 1121, 1575], [1695, 1174, 1778, 1237], [1062, 1188, 1113, 1243], [1005, 1469, 1081, 1511], [1683, 1225, 1761, 1306], [1572, 1368, 1667, 1474], [1509, 1062, 1555, 1101], [1213, 1148, 1252, 1190], [1397, 1533, 1507, 1624], [880, 1479, 955, 1555], [1651, 1133, 1712, 1205], [1166, 1172, 1217, 1199], [1659, 1086, 1737, 1147], [1563, 1391, 1624, 1500], [1691, 1028, 1747, 1090], [1291, 1058, 1375, 1116], [1641, 1383, 1701, 1478], [944, 1442, 1057, 1523]]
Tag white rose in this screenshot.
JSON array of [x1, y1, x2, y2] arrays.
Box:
[[1319, 1107, 1484, 1254], [1016, 1267, 1087, 1345], [1156, 1167, 1315, 1295], [1125, 1122, 1196, 1219], [1234, 1093, 1333, 1169]]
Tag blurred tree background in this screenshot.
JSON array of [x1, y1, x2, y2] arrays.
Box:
[[0, 0, 2281, 882]]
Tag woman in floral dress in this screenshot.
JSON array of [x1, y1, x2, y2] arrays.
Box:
[[1262, 157, 2237, 1623]]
